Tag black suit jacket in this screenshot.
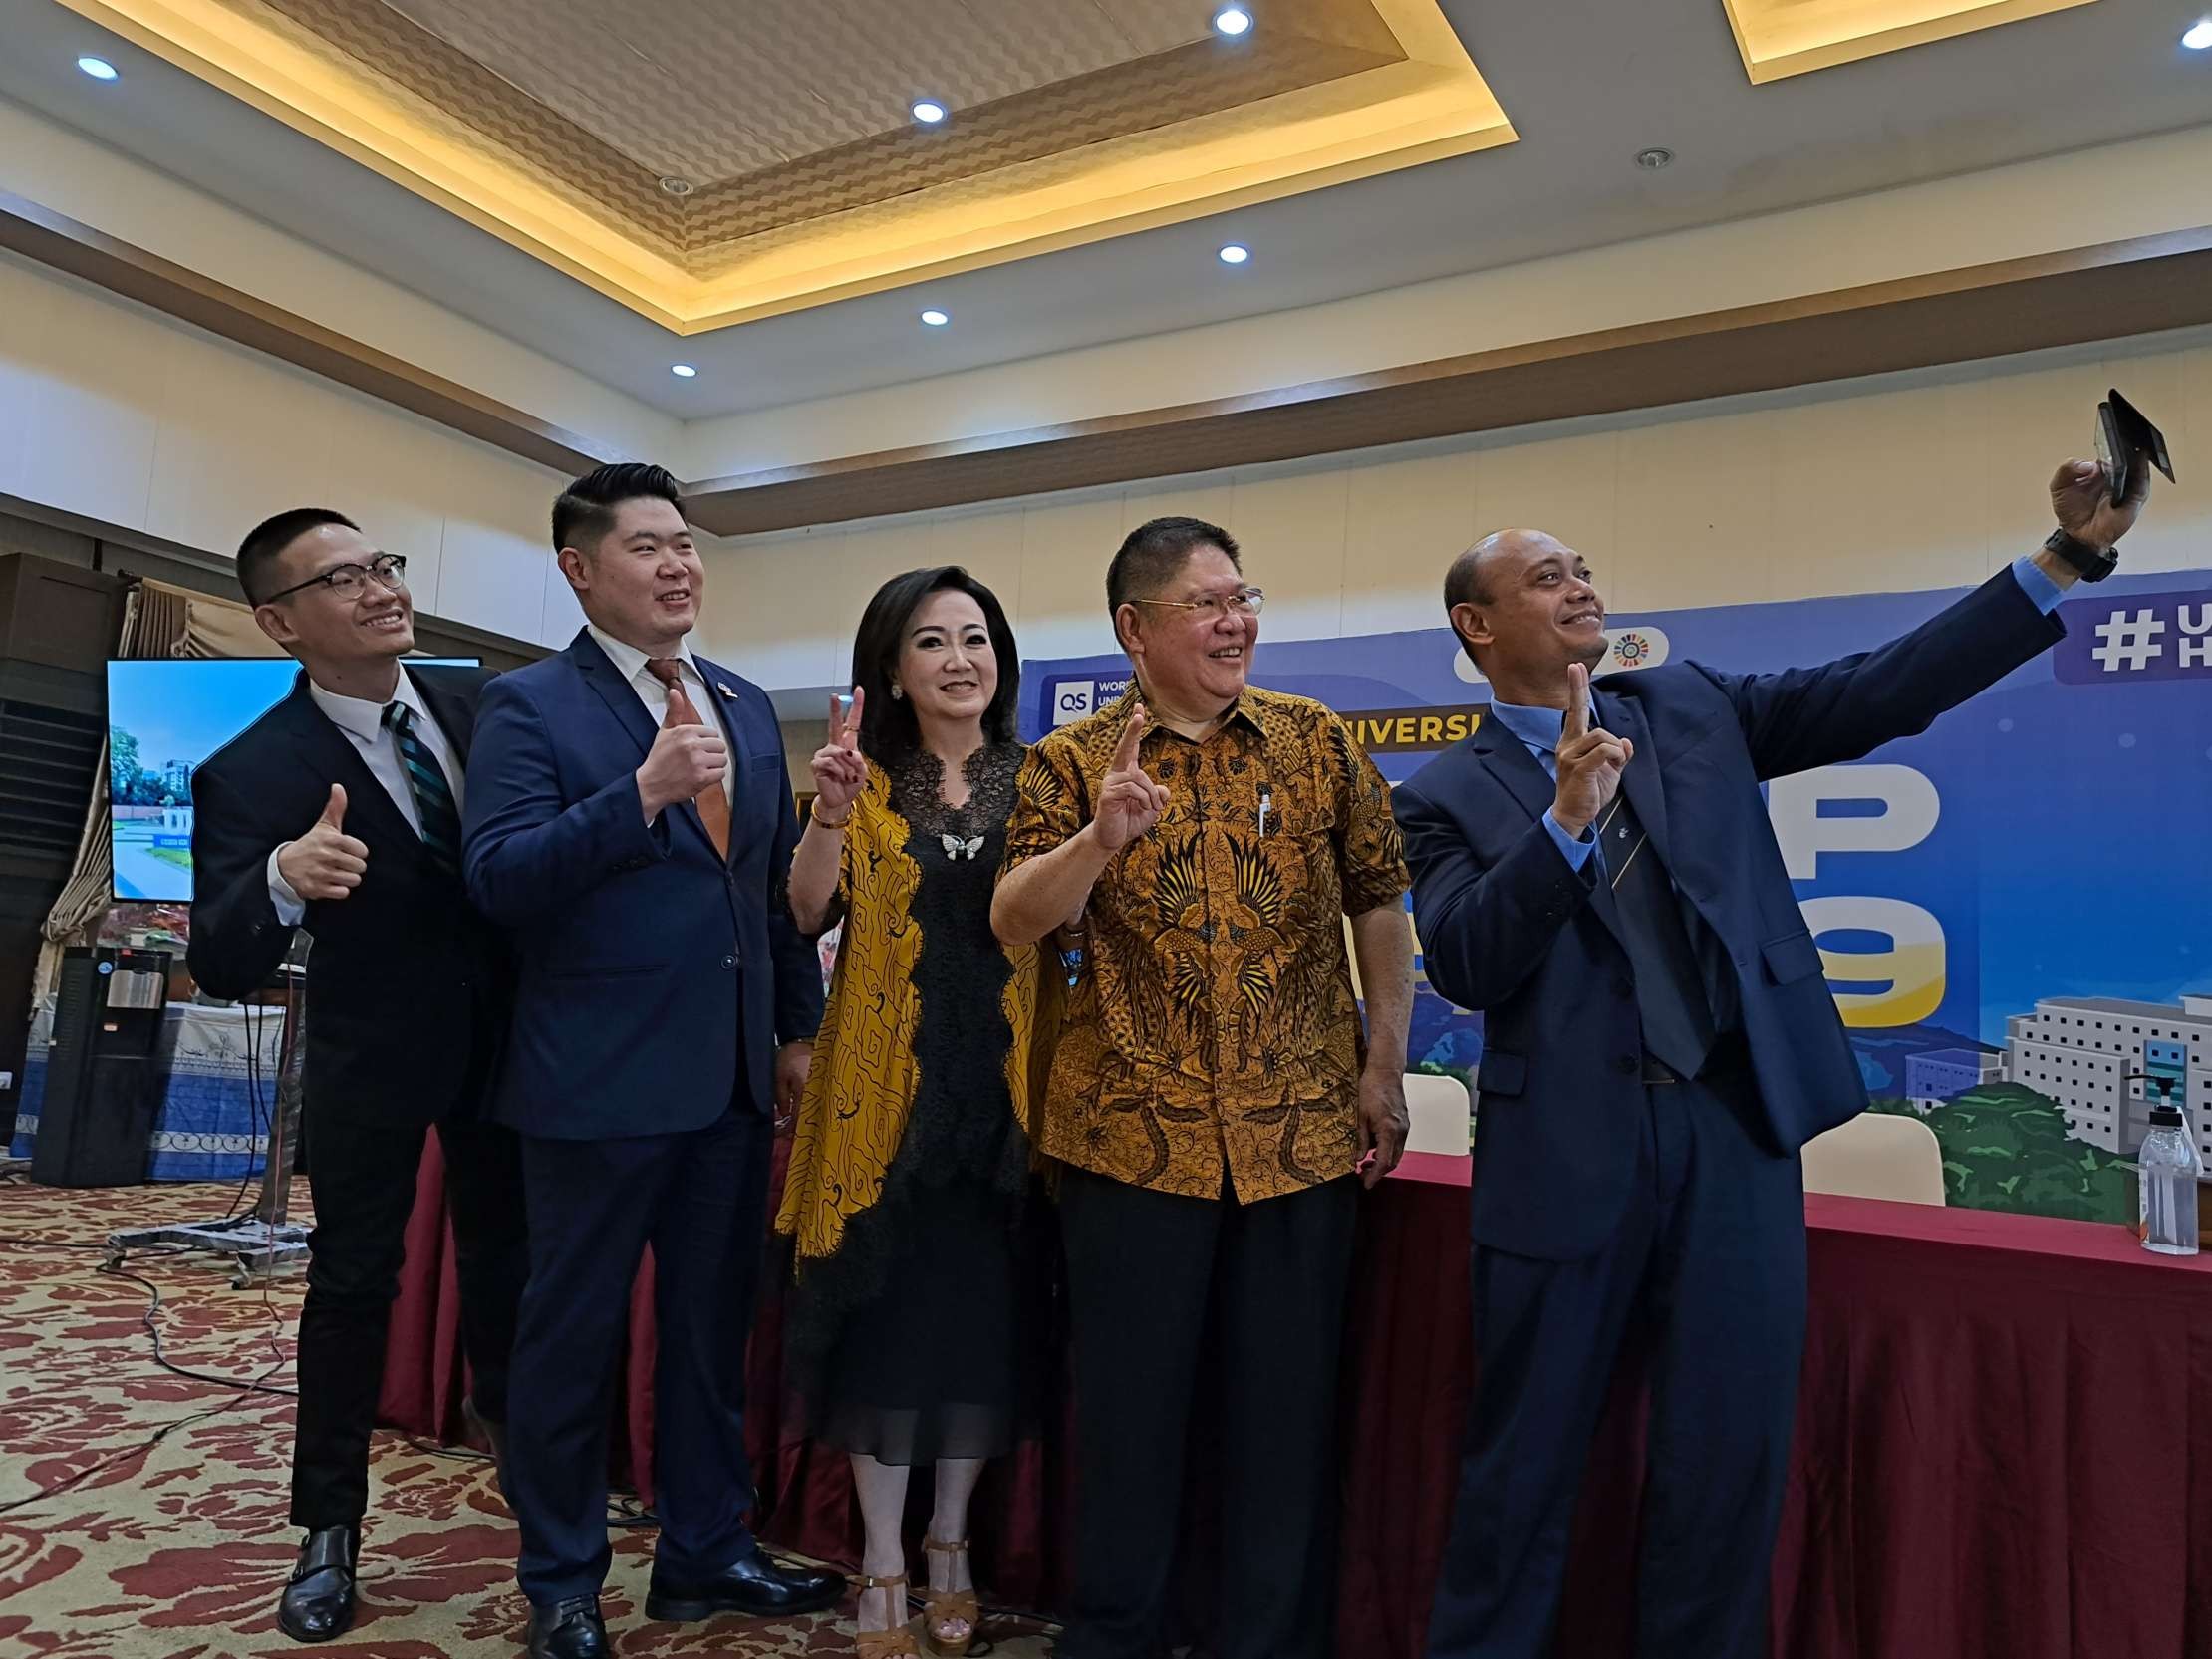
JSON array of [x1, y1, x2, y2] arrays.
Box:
[[1396, 568, 2066, 1260], [187, 666, 511, 1128]]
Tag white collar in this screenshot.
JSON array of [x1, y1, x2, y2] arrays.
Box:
[[307, 663, 426, 744], [588, 623, 700, 687]]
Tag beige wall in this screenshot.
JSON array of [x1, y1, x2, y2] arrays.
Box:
[[0, 248, 600, 648], [704, 330, 2212, 700], [680, 122, 2212, 479], [0, 98, 679, 461]]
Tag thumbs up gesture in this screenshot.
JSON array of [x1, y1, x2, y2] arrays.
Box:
[[1551, 664, 1633, 839], [1092, 704, 1170, 854], [276, 783, 370, 901], [808, 687, 868, 819]]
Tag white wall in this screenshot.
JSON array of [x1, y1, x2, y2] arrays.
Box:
[[0, 248, 595, 648], [699, 330, 2212, 696]]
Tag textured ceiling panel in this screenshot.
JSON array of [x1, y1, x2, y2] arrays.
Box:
[[254, 0, 687, 246], [381, 0, 1220, 182], [681, 33, 1399, 247], [65, 0, 1509, 327]]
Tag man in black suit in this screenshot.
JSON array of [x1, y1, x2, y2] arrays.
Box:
[[462, 464, 839, 1659], [1396, 456, 2150, 1659], [188, 508, 529, 1644]]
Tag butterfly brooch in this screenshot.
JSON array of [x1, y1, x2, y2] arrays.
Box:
[[941, 833, 985, 862]]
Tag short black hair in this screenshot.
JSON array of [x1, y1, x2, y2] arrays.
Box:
[[849, 567, 1020, 764], [1106, 516, 1241, 617], [552, 462, 686, 556], [236, 508, 359, 604]]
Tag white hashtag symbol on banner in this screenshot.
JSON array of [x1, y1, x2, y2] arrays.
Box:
[[2091, 609, 2165, 672]]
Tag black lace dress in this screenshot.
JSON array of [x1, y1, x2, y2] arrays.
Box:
[[786, 742, 1037, 1465]]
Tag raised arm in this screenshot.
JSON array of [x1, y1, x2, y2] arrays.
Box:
[[992, 709, 1167, 948], [1397, 773, 1600, 1013], [460, 676, 669, 927], [1721, 458, 2140, 780]]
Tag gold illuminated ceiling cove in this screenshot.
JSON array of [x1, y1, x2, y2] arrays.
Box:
[[1720, 0, 2099, 84], [58, 0, 1514, 333]]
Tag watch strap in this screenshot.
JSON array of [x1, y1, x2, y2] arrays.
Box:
[[2044, 526, 2117, 584]]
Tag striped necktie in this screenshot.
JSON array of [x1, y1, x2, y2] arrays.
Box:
[[381, 701, 461, 872]]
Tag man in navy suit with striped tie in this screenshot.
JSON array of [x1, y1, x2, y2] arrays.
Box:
[[189, 509, 527, 1643], [462, 464, 839, 1658]]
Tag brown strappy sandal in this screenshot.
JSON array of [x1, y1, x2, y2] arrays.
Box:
[[854, 1570, 919, 1659], [921, 1537, 979, 1657]]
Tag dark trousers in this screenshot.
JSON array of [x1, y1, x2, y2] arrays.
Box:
[[1426, 1065, 1808, 1659], [291, 1109, 528, 1530], [1058, 1166, 1359, 1659], [507, 1107, 772, 1607]]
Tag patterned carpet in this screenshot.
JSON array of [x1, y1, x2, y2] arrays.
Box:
[[0, 1176, 1054, 1658]]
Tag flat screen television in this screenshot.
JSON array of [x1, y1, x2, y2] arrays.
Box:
[[107, 658, 476, 902]]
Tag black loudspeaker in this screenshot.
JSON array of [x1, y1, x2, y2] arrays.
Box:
[[30, 946, 169, 1188]]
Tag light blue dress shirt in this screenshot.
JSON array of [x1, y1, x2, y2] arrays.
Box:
[[1485, 556, 2067, 872]]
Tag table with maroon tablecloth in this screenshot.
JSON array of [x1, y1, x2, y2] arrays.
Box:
[[381, 1137, 2212, 1659]]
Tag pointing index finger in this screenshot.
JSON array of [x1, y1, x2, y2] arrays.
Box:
[[1112, 704, 1148, 773], [1562, 665, 1591, 744]]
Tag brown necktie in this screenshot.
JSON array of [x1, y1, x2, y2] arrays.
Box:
[[644, 657, 730, 860]]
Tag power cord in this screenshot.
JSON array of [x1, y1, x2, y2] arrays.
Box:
[[0, 1230, 1066, 1639], [0, 1233, 294, 1517]]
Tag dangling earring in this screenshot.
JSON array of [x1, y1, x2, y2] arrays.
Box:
[[891, 684, 904, 699]]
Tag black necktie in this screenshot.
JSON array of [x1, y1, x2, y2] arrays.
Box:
[[381, 702, 461, 872], [1596, 786, 1722, 1080]]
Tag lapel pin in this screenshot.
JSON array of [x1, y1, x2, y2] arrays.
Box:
[[716, 682, 738, 699]]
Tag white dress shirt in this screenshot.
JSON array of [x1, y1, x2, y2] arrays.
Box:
[[586, 624, 735, 805], [266, 665, 465, 923]]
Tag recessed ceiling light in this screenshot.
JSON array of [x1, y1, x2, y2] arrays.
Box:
[[1217, 243, 1250, 265], [658, 176, 694, 196], [1213, 7, 1253, 36], [670, 363, 698, 378], [920, 308, 951, 327], [912, 100, 948, 124], [1635, 146, 1675, 170], [77, 56, 119, 81], [2184, 18, 2212, 49]]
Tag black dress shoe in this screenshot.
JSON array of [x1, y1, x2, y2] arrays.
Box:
[[275, 1524, 359, 1643], [525, 1594, 607, 1659], [644, 1545, 845, 1621]]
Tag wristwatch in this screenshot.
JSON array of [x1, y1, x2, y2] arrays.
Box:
[[2044, 525, 2117, 584]]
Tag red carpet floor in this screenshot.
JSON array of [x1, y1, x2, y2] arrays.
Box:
[[0, 1175, 1049, 1658]]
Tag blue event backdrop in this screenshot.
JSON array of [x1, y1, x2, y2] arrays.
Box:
[[1020, 568, 2212, 1131]]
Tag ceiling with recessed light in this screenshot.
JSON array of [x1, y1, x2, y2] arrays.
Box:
[[4, 0, 2209, 424], [43, 0, 1512, 330]]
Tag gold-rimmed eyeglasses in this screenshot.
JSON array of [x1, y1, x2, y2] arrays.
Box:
[[1128, 586, 1264, 622]]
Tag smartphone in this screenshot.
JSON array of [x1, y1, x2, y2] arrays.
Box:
[[2096, 388, 2176, 507]]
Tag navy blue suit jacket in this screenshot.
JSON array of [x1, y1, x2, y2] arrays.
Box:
[[460, 630, 822, 1140], [1396, 569, 2065, 1260]]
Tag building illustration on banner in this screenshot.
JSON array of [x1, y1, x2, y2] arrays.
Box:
[[1999, 995, 2212, 1160]]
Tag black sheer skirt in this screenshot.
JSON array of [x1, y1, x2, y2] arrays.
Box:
[[785, 762, 1042, 1466]]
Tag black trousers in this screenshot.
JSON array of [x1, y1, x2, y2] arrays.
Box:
[[1425, 1064, 1808, 1659], [507, 1107, 773, 1607], [1057, 1166, 1359, 1659], [291, 1107, 528, 1530]]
